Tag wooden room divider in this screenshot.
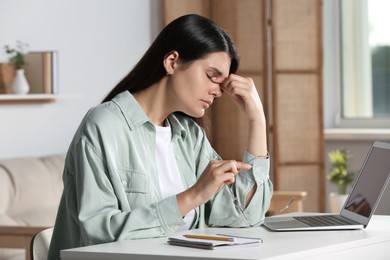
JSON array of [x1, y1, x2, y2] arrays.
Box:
[[163, 0, 324, 212]]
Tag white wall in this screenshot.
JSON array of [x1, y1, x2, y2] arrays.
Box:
[[2, 0, 388, 215], [0, 0, 162, 158], [322, 0, 339, 129], [323, 0, 389, 214]]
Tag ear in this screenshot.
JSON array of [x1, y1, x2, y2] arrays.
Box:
[[163, 51, 179, 75]]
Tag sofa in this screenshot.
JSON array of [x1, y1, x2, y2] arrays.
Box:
[[0, 154, 65, 260]]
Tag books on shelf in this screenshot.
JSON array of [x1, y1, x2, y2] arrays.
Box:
[[0, 63, 15, 94], [24, 51, 58, 94], [168, 231, 263, 250]]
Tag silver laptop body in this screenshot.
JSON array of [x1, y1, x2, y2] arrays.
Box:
[[262, 141, 390, 231]]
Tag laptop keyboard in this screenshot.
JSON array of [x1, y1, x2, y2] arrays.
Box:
[[294, 215, 359, 227]]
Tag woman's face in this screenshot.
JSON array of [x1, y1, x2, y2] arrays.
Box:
[[169, 51, 231, 118]]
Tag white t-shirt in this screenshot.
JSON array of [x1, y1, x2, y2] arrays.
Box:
[[155, 123, 195, 231]]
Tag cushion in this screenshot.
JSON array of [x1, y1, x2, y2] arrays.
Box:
[[0, 166, 14, 213], [0, 154, 65, 225], [0, 154, 65, 260]]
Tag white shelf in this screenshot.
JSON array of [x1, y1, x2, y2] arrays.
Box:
[[324, 128, 390, 141], [0, 94, 80, 104]]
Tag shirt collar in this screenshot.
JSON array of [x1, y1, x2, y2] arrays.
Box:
[[111, 91, 187, 140], [168, 113, 187, 141]]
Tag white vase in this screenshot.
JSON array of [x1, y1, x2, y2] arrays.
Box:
[[12, 69, 30, 94], [329, 192, 348, 213]]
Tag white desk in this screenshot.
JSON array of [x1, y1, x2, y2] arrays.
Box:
[[61, 215, 390, 260]]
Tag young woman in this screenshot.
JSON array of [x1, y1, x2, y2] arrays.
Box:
[[48, 14, 273, 259]]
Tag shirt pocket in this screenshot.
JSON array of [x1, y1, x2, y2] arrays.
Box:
[[117, 169, 150, 194]]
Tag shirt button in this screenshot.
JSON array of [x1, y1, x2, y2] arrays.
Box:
[[122, 180, 127, 186]]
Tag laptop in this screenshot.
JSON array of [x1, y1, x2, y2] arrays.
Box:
[[262, 141, 390, 231]]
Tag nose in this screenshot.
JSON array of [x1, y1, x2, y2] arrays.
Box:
[[210, 83, 222, 98]]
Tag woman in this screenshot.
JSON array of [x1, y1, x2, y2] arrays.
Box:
[[48, 14, 273, 259]]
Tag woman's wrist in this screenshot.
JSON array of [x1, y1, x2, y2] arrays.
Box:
[[248, 111, 266, 125], [176, 186, 203, 217], [247, 115, 267, 157]]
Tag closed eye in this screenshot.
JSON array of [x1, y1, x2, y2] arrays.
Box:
[[207, 74, 224, 83]]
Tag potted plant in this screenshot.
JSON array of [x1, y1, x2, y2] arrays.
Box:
[[5, 42, 27, 69], [327, 149, 355, 212], [4, 41, 30, 94]]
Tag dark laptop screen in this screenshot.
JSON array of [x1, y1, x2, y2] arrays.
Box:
[[344, 146, 390, 217]]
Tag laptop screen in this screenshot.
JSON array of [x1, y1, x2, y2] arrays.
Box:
[[344, 144, 390, 218]]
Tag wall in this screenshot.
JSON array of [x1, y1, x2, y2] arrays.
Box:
[[323, 0, 389, 214], [2, 0, 388, 215], [0, 0, 162, 158]]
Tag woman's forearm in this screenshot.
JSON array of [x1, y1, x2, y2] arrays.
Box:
[[247, 116, 268, 157], [245, 116, 268, 206]]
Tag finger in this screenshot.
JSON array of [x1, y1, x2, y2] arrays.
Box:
[[222, 74, 249, 88], [230, 80, 253, 94], [214, 160, 252, 173], [208, 160, 228, 171], [230, 160, 238, 173], [236, 161, 252, 171], [222, 160, 239, 174], [222, 161, 252, 185], [207, 160, 238, 187], [224, 73, 245, 83], [223, 173, 235, 185], [222, 79, 253, 99], [210, 77, 226, 94], [210, 76, 225, 84]]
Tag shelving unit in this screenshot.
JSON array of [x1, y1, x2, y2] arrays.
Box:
[[0, 94, 80, 104]]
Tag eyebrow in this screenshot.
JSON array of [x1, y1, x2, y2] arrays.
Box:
[[209, 67, 224, 77]]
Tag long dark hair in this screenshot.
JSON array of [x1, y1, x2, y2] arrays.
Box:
[[102, 14, 239, 103]]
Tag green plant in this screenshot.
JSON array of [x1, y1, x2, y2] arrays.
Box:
[[327, 149, 355, 195], [4, 41, 29, 69]]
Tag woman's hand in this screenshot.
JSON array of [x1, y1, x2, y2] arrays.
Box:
[[176, 160, 251, 216], [218, 74, 265, 123], [216, 74, 268, 158]]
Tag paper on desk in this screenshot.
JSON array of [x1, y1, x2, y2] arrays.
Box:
[[167, 231, 262, 250]]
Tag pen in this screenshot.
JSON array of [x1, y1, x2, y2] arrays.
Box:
[[183, 234, 234, 242]]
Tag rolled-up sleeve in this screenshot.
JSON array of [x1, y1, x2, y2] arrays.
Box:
[[205, 150, 273, 227]]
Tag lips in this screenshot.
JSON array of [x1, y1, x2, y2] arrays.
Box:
[[200, 99, 212, 108]]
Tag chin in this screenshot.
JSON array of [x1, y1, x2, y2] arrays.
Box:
[[186, 109, 205, 118]]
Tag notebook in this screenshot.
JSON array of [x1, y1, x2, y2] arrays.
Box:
[[262, 141, 390, 231], [168, 231, 262, 250]]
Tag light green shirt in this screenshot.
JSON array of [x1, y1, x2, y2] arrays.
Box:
[[48, 91, 273, 260]]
